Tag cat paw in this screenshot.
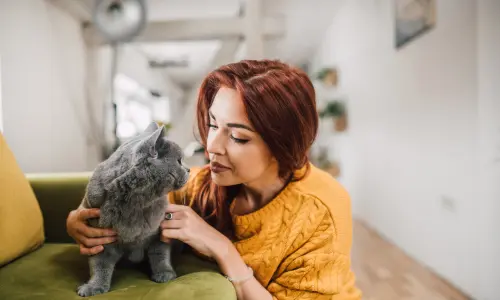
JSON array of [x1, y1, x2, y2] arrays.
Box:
[[151, 270, 176, 283], [77, 283, 109, 297]]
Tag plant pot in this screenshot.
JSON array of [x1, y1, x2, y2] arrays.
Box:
[[316, 68, 338, 87], [325, 162, 341, 178], [333, 114, 347, 132]]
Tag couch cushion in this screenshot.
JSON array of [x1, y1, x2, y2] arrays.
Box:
[[0, 132, 44, 266], [0, 243, 236, 300], [27, 172, 91, 243]]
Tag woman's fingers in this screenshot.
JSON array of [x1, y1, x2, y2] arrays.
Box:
[[74, 208, 117, 238], [68, 208, 117, 255], [81, 225, 117, 238], [165, 204, 189, 213], [161, 229, 184, 242], [80, 235, 117, 248], [95, 236, 117, 246], [77, 208, 101, 221], [79, 244, 104, 256], [165, 211, 186, 221], [160, 220, 184, 230]]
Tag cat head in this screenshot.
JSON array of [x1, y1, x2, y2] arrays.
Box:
[[121, 122, 190, 191]]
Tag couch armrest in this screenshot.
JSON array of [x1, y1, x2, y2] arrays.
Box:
[[26, 172, 91, 243]]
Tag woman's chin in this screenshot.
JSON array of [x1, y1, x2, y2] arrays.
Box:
[[210, 172, 234, 186]]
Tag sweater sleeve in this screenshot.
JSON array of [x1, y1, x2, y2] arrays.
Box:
[[267, 207, 361, 300]]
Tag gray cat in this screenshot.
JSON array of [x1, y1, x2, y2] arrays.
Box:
[[76, 122, 190, 297]]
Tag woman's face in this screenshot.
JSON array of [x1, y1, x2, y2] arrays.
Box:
[[206, 87, 278, 186]]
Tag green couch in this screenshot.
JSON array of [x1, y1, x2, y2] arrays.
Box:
[[0, 152, 236, 299]]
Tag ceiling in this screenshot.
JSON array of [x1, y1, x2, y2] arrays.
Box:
[[55, 0, 344, 87], [138, 40, 222, 87]]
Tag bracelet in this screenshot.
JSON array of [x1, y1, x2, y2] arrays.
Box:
[[224, 266, 254, 284]]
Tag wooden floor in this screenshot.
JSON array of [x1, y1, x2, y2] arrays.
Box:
[[351, 221, 471, 300]]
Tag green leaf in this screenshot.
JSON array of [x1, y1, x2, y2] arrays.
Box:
[[318, 100, 345, 118]]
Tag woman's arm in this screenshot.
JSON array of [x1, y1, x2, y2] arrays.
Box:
[[214, 240, 273, 300]]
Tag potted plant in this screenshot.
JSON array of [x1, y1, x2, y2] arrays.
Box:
[[319, 100, 347, 132], [314, 146, 340, 178], [315, 67, 338, 87]]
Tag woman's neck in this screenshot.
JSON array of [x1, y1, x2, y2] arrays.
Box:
[[235, 166, 290, 214]]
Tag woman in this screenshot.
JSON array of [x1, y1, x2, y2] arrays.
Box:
[[66, 60, 362, 300]]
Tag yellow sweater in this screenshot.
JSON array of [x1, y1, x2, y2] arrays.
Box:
[[169, 163, 362, 300]]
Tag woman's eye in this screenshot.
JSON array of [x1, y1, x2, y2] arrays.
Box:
[[231, 136, 249, 144], [208, 123, 217, 129]]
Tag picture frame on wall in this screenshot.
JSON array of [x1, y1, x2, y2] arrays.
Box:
[[395, 0, 436, 49]]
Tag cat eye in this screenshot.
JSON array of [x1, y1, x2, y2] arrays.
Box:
[[177, 159, 182, 165]]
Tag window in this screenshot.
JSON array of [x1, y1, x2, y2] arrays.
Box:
[[114, 74, 171, 141]]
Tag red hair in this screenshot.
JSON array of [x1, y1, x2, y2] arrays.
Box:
[[193, 59, 318, 236]]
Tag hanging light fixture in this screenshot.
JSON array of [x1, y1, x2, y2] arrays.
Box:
[[92, 0, 147, 44], [91, 0, 147, 156]]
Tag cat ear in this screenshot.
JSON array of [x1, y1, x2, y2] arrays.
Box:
[[143, 122, 159, 135], [139, 126, 165, 157]]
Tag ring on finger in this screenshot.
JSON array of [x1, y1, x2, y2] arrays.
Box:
[[165, 212, 173, 220]]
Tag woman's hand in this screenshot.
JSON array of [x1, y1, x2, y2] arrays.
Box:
[[160, 204, 231, 259], [162, 205, 273, 300], [66, 208, 117, 255]]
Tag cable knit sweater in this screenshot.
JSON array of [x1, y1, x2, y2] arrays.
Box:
[[168, 163, 362, 300]]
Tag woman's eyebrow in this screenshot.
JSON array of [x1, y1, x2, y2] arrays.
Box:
[[209, 111, 255, 132], [227, 123, 255, 132]]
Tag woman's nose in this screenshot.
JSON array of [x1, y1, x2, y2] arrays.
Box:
[[206, 132, 226, 156]]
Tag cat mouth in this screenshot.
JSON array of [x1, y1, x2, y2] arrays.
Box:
[[169, 172, 189, 188], [168, 172, 177, 182], [176, 174, 189, 188]]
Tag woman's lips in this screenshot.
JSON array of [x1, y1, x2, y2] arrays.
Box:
[[210, 162, 231, 174]]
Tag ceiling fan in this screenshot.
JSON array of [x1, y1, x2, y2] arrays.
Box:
[[91, 0, 147, 156]]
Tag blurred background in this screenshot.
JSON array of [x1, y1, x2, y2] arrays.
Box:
[[0, 0, 499, 299]]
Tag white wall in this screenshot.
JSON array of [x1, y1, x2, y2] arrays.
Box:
[[0, 1, 184, 172], [311, 0, 499, 299], [477, 1, 500, 299], [0, 0, 95, 172], [0, 56, 3, 132]]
